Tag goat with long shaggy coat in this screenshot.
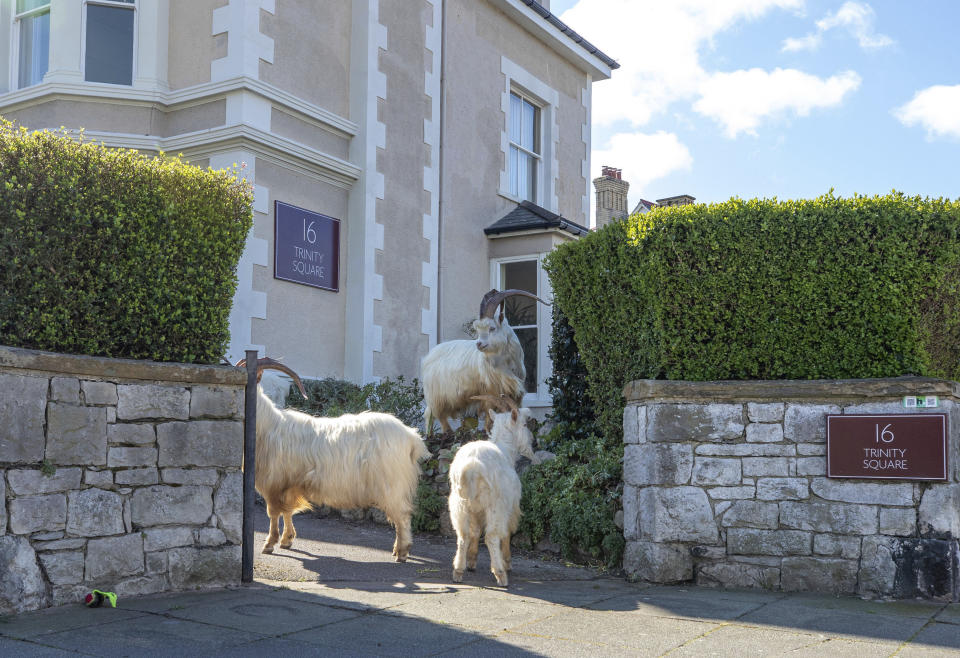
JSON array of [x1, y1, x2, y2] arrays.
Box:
[[448, 404, 536, 586], [248, 360, 429, 560]]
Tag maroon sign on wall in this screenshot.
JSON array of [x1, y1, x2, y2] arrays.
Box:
[[274, 201, 340, 292], [826, 414, 947, 480]]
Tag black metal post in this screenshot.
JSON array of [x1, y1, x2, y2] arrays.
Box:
[[241, 350, 258, 583]]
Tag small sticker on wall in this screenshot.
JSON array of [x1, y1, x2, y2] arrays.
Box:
[[904, 396, 938, 408]]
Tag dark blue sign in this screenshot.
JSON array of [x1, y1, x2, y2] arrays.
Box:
[[274, 201, 340, 292]]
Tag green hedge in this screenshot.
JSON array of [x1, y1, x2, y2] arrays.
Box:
[[0, 119, 253, 364], [546, 192, 960, 446]]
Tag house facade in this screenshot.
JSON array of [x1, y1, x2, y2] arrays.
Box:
[[0, 0, 615, 411]]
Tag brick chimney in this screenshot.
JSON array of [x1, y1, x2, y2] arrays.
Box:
[[593, 165, 629, 229]]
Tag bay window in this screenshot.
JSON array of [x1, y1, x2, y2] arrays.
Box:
[[84, 0, 136, 85], [15, 0, 50, 89]]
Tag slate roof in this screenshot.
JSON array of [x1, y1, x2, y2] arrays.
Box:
[[484, 200, 590, 237], [517, 0, 620, 70]]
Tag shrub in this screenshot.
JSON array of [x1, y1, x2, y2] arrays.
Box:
[[0, 119, 253, 364], [546, 193, 960, 445]]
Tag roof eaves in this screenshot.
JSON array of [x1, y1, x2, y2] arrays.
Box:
[[516, 0, 620, 71]]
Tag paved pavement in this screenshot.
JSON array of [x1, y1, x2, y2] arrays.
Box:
[[1, 513, 958, 656]]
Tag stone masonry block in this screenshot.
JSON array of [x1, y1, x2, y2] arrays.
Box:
[[781, 557, 857, 595], [117, 384, 189, 420], [0, 373, 48, 462], [756, 477, 809, 501], [697, 562, 780, 590], [797, 443, 826, 456], [7, 468, 82, 495], [198, 528, 226, 546], [648, 403, 744, 442], [143, 526, 196, 552], [190, 385, 243, 419], [878, 508, 916, 537], [624, 541, 692, 583], [623, 405, 639, 444], [161, 468, 220, 486], [720, 501, 779, 529], [67, 488, 125, 537], [46, 403, 107, 465], [779, 500, 877, 534], [810, 478, 913, 506], [0, 476, 5, 534], [107, 446, 158, 468], [707, 486, 755, 500], [215, 471, 242, 544], [742, 457, 792, 477], [746, 424, 784, 443], [727, 528, 811, 556], [691, 458, 741, 486], [81, 381, 118, 406], [747, 403, 784, 423], [795, 457, 825, 476], [107, 424, 156, 446], [696, 444, 795, 457], [168, 545, 241, 589], [8, 494, 67, 534], [39, 550, 85, 585], [783, 404, 840, 442], [624, 444, 692, 486], [157, 421, 242, 468], [623, 485, 639, 540], [918, 483, 960, 538], [50, 377, 79, 403], [115, 468, 159, 486], [813, 533, 861, 559], [85, 534, 144, 581], [84, 469, 113, 487], [0, 536, 47, 614], [859, 535, 897, 596], [131, 486, 213, 527], [638, 487, 719, 543]]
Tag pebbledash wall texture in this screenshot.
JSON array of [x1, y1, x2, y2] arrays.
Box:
[[622, 378, 960, 600], [0, 346, 246, 615]]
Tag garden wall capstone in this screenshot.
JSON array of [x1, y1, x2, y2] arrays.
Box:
[[0, 345, 246, 614], [622, 378, 960, 600]]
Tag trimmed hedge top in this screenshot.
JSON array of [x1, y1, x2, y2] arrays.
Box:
[[546, 192, 960, 440], [0, 119, 253, 364]]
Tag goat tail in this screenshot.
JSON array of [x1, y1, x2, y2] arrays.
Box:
[[456, 460, 489, 501]]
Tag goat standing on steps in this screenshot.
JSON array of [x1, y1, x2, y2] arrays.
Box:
[[448, 396, 536, 586], [240, 358, 429, 561]]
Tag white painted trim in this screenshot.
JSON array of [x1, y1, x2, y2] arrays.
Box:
[[0, 75, 359, 138], [490, 253, 554, 406], [488, 0, 613, 80], [78, 123, 360, 188], [500, 56, 559, 213], [421, 0, 441, 351], [133, 0, 169, 92], [210, 0, 274, 82], [581, 77, 591, 227]]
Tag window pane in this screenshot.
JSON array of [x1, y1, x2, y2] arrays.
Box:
[[509, 146, 519, 197], [85, 5, 135, 85], [521, 99, 536, 151], [514, 327, 538, 393], [520, 151, 536, 202], [18, 11, 49, 88], [17, 0, 49, 12], [509, 93, 522, 143], [501, 260, 538, 326]]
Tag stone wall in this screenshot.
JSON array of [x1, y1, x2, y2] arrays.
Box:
[[622, 378, 960, 600], [0, 346, 247, 614]]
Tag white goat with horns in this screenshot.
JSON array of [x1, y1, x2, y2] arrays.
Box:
[[421, 288, 548, 434], [238, 357, 429, 560], [448, 395, 536, 586]]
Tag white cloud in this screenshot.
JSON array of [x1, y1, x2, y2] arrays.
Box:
[[694, 68, 861, 137], [560, 0, 805, 128], [592, 131, 693, 196], [894, 85, 960, 140], [782, 1, 893, 52]]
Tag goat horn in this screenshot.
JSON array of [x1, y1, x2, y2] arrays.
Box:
[[478, 288, 551, 319], [237, 357, 308, 399]]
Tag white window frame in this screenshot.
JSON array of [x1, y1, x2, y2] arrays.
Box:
[[508, 90, 542, 204], [81, 0, 137, 86], [10, 0, 50, 91], [491, 254, 554, 407], [500, 56, 559, 212]]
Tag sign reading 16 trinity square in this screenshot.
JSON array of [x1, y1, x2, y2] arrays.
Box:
[[274, 201, 340, 292]]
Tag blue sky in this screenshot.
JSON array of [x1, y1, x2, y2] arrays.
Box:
[[553, 0, 959, 210]]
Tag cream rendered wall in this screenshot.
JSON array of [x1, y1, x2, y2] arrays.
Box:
[[250, 159, 349, 378], [439, 0, 592, 343], [260, 0, 352, 118], [168, 0, 226, 90], [1, 100, 225, 137]]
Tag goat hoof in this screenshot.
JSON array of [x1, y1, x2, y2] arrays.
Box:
[[394, 553, 408, 563], [262, 545, 275, 554], [493, 571, 509, 587], [452, 570, 463, 583]]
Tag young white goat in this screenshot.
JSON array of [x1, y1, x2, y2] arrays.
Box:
[[422, 289, 548, 434], [241, 358, 429, 560], [448, 396, 536, 586]]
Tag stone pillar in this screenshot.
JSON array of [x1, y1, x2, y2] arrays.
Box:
[[593, 165, 629, 229]]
